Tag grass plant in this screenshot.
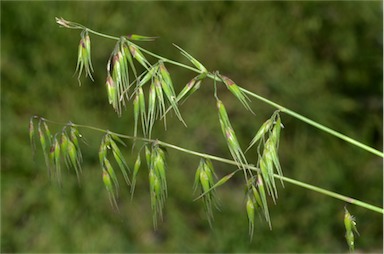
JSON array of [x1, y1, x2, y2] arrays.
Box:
[[29, 17, 383, 251]]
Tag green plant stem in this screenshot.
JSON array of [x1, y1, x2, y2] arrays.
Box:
[[240, 88, 384, 158], [43, 119, 384, 214], [63, 20, 383, 158]]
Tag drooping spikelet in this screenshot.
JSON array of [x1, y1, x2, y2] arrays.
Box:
[[216, 99, 252, 181], [147, 143, 168, 229], [75, 30, 94, 85], [220, 75, 252, 112]]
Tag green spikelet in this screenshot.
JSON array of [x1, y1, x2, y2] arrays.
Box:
[[220, 75, 252, 112], [75, 30, 94, 84], [344, 207, 359, 251], [130, 153, 141, 199], [126, 34, 158, 41], [246, 194, 255, 240], [158, 62, 186, 126], [129, 44, 150, 69], [194, 158, 219, 227], [38, 120, 51, 175], [173, 44, 208, 73], [103, 169, 118, 210], [29, 117, 37, 159]]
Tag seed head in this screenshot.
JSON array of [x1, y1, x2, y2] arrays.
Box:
[[75, 30, 94, 85]]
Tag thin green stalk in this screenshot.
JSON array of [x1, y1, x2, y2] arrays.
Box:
[[156, 140, 383, 214], [42, 118, 384, 214], [240, 88, 384, 158]]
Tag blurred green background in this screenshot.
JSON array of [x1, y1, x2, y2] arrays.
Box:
[[1, 1, 383, 252]]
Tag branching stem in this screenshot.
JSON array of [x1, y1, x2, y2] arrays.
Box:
[[62, 19, 383, 158], [43, 118, 384, 214]]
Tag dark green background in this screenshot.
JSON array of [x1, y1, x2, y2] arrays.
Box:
[[2, 1, 382, 252]]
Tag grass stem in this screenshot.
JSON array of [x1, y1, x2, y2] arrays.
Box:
[[43, 118, 384, 214]]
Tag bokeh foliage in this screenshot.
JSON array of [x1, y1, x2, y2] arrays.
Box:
[[1, 1, 382, 252]]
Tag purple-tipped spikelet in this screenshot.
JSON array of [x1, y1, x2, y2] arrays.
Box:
[[221, 75, 252, 112], [106, 75, 118, 112], [75, 30, 94, 84], [257, 174, 271, 228], [129, 44, 149, 69], [216, 99, 251, 181], [176, 79, 196, 103], [176, 75, 203, 104]]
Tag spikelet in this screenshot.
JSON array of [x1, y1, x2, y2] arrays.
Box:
[[133, 92, 140, 138], [220, 75, 252, 112], [158, 62, 186, 126], [130, 153, 141, 199], [102, 169, 119, 211], [138, 87, 147, 137], [193, 158, 221, 227], [75, 30, 94, 85], [126, 34, 158, 41], [246, 194, 255, 240], [106, 39, 133, 115], [248, 112, 284, 199], [176, 74, 204, 104], [216, 99, 251, 181], [173, 44, 208, 73], [147, 143, 168, 229], [147, 82, 157, 138], [38, 119, 52, 175], [129, 44, 150, 70], [50, 135, 62, 184], [344, 207, 359, 251]]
